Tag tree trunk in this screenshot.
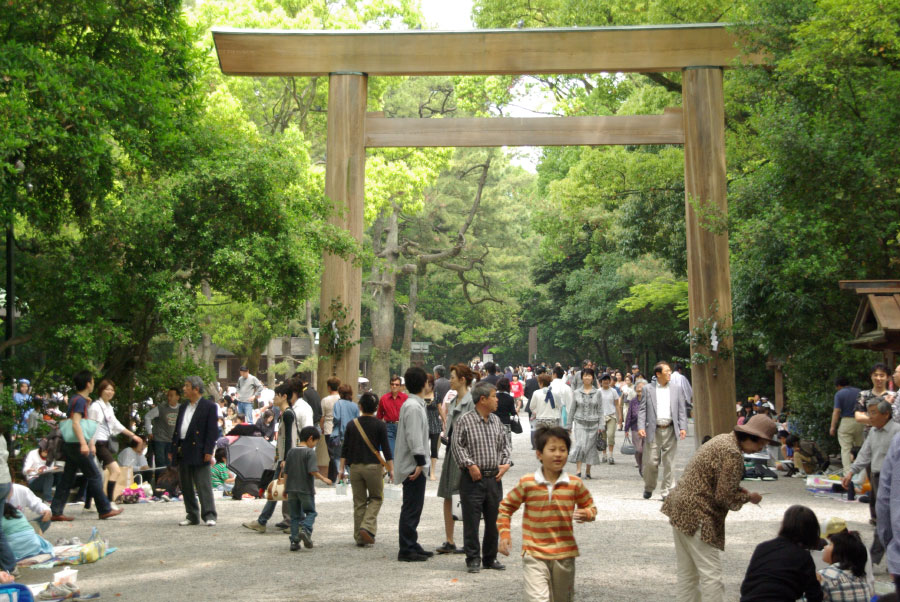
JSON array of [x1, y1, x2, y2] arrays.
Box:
[[305, 300, 317, 388], [199, 280, 215, 370], [369, 206, 401, 396], [266, 336, 276, 387], [400, 265, 421, 374]]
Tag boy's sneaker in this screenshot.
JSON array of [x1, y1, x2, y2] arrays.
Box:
[[290, 540, 301, 552], [242, 521, 266, 533], [299, 529, 313, 549]]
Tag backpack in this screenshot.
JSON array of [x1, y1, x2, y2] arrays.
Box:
[[44, 428, 65, 465]]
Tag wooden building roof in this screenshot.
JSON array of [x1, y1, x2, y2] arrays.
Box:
[[839, 280, 900, 351]]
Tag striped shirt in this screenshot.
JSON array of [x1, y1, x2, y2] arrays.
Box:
[[497, 470, 596, 560], [451, 409, 511, 470]]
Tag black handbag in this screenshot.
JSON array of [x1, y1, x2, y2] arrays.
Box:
[[510, 415, 523, 434]]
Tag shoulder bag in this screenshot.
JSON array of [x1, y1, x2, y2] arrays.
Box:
[[60, 418, 98, 444], [510, 414, 523, 434], [265, 466, 288, 501], [353, 418, 390, 476]]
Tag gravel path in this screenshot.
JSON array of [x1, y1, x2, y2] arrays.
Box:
[[24, 420, 884, 601]]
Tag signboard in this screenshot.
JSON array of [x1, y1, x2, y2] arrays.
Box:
[[411, 342, 431, 353]]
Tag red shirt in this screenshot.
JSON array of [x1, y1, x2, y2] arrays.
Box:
[[377, 392, 408, 423], [510, 381, 524, 398]]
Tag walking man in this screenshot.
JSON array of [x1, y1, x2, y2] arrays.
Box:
[[395, 367, 431, 562], [451, 381, 512, 573], [378, 375, 408, 455], [638, 361, 689, 500], [236, 366, 263, 423], [172, 376, 218, 526], [49, 371, 123, 521], [830, 376, 863, 474]]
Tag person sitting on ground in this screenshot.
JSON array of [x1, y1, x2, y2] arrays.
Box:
[[812, 517, 875, 593], [210, 448, 234, 494], [22, 440, 61, 503], [0, 503, 53, 562], [818, 529, 873, 601], [788, 434, 829, 475], [154, 465, 181, 500], [7, 483, 52, 536], [739, 505, 823, 602], [256, 410, 276, 441]]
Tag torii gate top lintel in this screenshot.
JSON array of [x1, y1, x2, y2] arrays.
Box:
[[212, 23, 763, 77]]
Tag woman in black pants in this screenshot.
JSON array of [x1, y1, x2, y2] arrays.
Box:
[[494, 377, 518, 450], [424, 375, 443, 481]]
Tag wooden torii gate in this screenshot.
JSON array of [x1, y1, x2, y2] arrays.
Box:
[[212, 24, 764, 442]]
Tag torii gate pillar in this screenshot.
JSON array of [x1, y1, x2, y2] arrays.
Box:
[[683, 67, 736, 443], [317, 73, 367, 394]]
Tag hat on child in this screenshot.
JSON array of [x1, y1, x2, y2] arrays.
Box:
[[822, 517, 847, 537]]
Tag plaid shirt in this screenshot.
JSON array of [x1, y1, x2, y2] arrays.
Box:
[[451, 409, 511, 470], [818, 565, 873, 601]]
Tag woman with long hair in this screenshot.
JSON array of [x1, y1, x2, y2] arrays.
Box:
[[423, 375, 443, 481], [87, 379, 143, 507], [435, 363, 475, 555]]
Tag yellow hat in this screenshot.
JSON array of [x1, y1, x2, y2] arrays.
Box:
[[822, 517, 847, 537]]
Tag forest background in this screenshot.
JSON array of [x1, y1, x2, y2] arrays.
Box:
[[1, 0, 898, 443]]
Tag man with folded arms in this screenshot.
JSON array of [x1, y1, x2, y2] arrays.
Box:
[[451, 381, 512, 573], [395, 367, 431, 562]]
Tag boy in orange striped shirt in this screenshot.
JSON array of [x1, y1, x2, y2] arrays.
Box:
[[498, 425, 596, 602]]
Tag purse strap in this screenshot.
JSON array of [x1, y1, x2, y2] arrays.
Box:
[[353, 419, 389, 471]]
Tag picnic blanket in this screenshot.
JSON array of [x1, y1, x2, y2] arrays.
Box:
[[20, 528, 116, 569]]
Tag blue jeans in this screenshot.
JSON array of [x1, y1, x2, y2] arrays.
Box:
[[386, 423, 398, 456], [50, 444, 111, 516], [237, 402, 254, 420], [257, 499, 279, 525], [151, 440, 172, 470], [28, 472, 61, 503], [288, 494, 317, 543], [0, 484, 16, 572]]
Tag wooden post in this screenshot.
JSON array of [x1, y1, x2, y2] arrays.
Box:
[[682, 67, 736, 444], [317, 73, 366, 395]]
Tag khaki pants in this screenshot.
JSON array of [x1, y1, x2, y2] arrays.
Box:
[[837, 417, 864, 474], [604, 414, 617, 449], [522, 553, 575, 602], [673, 526, 724, 602], [643, 424, 677, 496], [349, 463, 384, 542]]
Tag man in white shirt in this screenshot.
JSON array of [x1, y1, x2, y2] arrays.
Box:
[[549, 366, 574, 426], [8, 483, 52, 535], [637, 361, 689, 500]]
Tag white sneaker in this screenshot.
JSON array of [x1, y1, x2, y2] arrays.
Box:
[[206, 519, 216, 527], [179, 519, 197, 526], [608, 456, 615, 465]]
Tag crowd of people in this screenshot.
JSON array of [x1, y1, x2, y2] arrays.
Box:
[[2, 359, 899, 601]]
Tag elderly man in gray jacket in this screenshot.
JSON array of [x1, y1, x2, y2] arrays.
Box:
[[395, 366, 432, 562], [638, 361, 689, 500]]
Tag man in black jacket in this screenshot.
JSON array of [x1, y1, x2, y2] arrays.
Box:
[[171, 375, 219, 526]]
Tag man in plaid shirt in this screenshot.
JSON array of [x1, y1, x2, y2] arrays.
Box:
[[451, 381, 512, 574]]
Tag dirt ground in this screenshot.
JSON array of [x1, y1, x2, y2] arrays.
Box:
[[22, 420, 889, 601]]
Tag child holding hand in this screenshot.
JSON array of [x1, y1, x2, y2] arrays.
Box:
[[284, 426, 332, 551], [498, 425, 596, 602]]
